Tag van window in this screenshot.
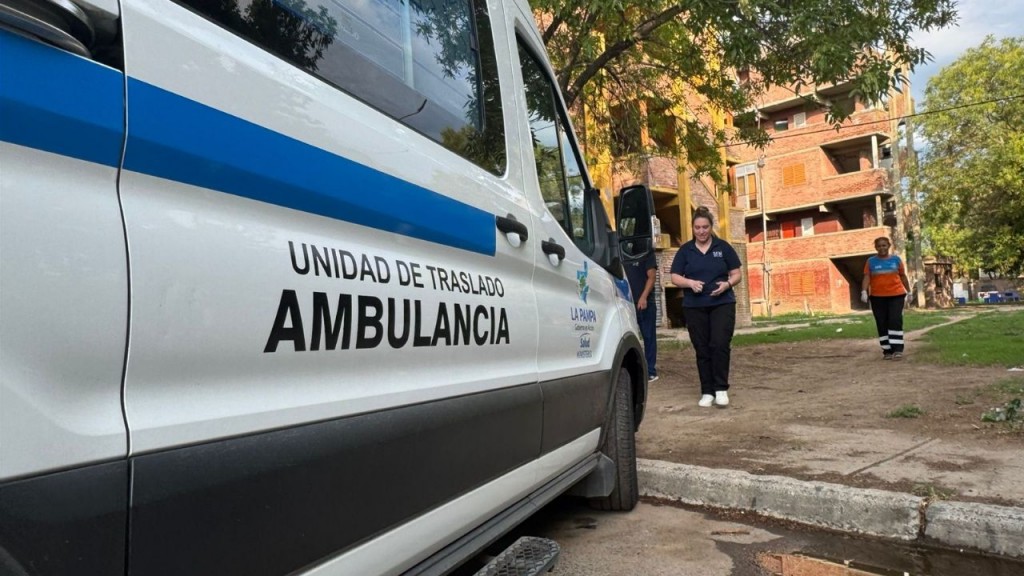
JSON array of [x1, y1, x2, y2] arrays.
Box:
[[517, 41, 593, 254], [180, 0, 506, 174]]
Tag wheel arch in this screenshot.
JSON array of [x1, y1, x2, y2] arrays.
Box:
[[608, 332, 647, 432]]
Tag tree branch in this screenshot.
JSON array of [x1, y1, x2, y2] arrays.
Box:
[[564, 4, 689, 107]]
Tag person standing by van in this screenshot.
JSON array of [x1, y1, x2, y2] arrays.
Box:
[[861, 236, 911, 359], [626, 252, 659, 382], [670, 207, 742, 407]]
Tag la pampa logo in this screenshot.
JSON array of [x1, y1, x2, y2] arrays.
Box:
[[576, 261, 589, 303]]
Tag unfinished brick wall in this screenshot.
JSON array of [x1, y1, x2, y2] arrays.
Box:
[[746, 259, 851, 315], [746, 228, 884, 263]]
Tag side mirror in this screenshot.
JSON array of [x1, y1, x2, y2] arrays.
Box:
[[616, 184, 655, 261]]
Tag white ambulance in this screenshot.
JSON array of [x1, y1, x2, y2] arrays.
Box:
[[0, 0, 657, 573]]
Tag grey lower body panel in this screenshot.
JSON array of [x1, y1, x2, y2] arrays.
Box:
[[0, 371, 612, 576], [0, 461, 128, 576], [405, 454, 600, 576], [127, 373, 609, 576]]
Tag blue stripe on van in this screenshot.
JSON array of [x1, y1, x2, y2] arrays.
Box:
[[0, 30, 124, 168], [0, 29, 496, 256], [123, 79, 497, 256]]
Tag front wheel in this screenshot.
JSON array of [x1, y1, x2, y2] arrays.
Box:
[[590, 367, 638, 511]]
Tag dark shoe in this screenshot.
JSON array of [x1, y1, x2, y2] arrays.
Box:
[[883, 354, 893, 360]]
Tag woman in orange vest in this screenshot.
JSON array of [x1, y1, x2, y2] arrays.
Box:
[[861, 237, 911, 359]]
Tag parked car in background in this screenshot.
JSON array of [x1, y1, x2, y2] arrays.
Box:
[[978, 284, 1002, 302]]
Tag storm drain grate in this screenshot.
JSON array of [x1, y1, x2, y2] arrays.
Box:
[[472, 536, 559, 576]]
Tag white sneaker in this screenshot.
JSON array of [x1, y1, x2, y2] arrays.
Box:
[[698, 394, 714, 407], [715, 391, 729, 406]]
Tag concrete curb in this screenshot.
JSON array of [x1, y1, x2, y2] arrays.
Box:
[[639, 459, 923, 540], [639, 459, 1024, 557], [925, 501, 1024, 558]]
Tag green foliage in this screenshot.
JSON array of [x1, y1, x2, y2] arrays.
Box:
[[887, 405, 924, 418], [912, 483, 956, 501], [982, 398, 1022, 423], [915, 310, 1024, 367], [533, 0, 956, 179], [914, 36, 1024, 275]]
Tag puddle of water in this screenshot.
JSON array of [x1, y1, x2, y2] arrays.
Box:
[[759, 537, 1024, 576], [759, 552, 909, 575]]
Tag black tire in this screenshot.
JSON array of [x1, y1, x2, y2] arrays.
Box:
[[590, 367, 639, 511]]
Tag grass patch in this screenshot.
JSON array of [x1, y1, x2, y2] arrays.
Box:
[[656, 338, 690, 353], [914, 310, 1024, 367], [954, 393, 978, 406], [911, 483, 957, 501], [982, 398, 1022, 423], [733, 311, 950, 347], [886, 405, 924, 418], [973, 378, 1024, 431], [751, 312, 854, 325], [991, 377, 1024, 396]]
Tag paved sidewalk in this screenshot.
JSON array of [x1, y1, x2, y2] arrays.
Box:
[[638, 308, 1024, 560]]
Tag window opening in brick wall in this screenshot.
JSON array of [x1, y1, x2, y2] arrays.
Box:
[[801, 217, 814, 236], [793, 112, 807, 127], [774, 118, 789, 132], [735, 164, 758, 210], [781, 163, 806, 186], [781, 219, 797, 239], [788, 270, 816, 296], [826, 150, 868, 174]]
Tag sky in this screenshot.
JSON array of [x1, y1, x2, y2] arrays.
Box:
[[908, 0, 1024, 105]]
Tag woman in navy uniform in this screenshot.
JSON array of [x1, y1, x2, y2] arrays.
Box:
[[670, 207, 742, 407], [625, 251, 658, 381]]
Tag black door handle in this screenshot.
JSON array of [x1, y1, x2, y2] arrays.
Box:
[[496, 214, 528, 241], [0, 0, 94, 57], [541, 238, 565, 262]]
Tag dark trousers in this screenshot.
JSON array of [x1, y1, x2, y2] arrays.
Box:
[[870, 295, 905, 354], [683, 303, 736, 395], [636, 301, 657, 377]]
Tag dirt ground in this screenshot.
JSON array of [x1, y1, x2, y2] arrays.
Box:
[[637, 317, 1024, 504]]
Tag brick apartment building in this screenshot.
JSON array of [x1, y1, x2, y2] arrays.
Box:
[[729, 78, 911, 316], [590, 95, 752, 329]]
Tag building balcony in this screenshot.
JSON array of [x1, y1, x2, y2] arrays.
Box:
[[610, 155, 679, 192], [746, 226, 887, 264], [820, 168, 890, 200]]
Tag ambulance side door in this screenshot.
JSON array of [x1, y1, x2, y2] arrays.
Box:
[[0, 1, 129, 572], [116, 0, 541, 573], [508, 18, 619, 466]]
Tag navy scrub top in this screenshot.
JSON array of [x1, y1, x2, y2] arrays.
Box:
[[624, 252, 657, 304], [670, 236, 741, 308]]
